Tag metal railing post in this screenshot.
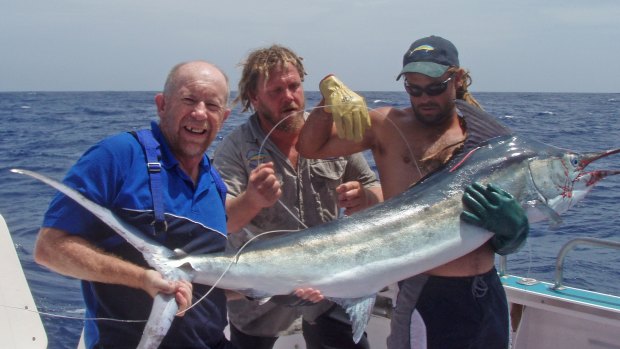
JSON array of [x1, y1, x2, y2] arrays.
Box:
[[552, 238, 620, 290]]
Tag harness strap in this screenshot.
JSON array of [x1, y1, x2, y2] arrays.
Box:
[[135, 129, 168, 235], [208, 158, 228, 205], [132, 128, 227, 236]]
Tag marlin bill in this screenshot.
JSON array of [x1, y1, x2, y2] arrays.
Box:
[[11, 134, 620, 347]]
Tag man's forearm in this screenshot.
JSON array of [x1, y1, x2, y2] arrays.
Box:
[[365, 185, 384, 208], [225, 192, 263, 234], [34, 227, 147, 290], [297, 104, 336, 158]]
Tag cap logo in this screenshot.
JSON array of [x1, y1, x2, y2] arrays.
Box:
[[409, 45, 435, 56]]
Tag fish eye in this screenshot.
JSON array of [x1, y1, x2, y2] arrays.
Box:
[[570, 156, 579, 167]]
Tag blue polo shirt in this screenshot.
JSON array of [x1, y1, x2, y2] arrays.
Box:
[[43, 122, 230, 348]]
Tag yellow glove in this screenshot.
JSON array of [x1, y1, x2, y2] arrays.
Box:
[[319, 75, 371, 142]]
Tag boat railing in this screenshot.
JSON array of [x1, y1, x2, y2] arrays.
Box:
[[499, 237, 620, 290], [551, 237, 620, 290]]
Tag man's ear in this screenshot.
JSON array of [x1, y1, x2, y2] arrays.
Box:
[[155, 93, 165, 114], [222, 108, 231, 123], [248, 90, 260, 110], [454, 70, 465, 89]]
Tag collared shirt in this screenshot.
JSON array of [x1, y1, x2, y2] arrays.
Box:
[[214, 113, 379, 337], [43, 122, 230, 349]]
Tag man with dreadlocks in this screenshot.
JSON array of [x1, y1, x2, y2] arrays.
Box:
[[298, 35, 529, 348], [213, 45, 382, 349]]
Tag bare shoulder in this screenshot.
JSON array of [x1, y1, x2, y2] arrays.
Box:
[[369, 106, 413, 134], [371, 106, 411, 123], [367, 106, 414, 158]]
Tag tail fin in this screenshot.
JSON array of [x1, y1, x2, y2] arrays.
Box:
[[11, 168, 176, 276]]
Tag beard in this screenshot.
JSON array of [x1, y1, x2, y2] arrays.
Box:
[[412, 98, 456, 126], [256, 102, 305, 134]]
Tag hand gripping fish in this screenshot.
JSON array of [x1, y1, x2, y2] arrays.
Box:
[[12, 134, 620, 348]]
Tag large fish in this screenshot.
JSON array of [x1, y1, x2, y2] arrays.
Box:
[[12, 134, 620, 348]]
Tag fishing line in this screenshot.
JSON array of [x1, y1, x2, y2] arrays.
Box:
[[2, 227, 301, 323], [381, 114, 422, 178], [256, 110, 308, 229], [11, 101, 420, 323], [0, 304, 144, 323], [316, 102, 421, 178], [254, 101, 421, 228], [6, 110, 305, 322], [175, 228, 299, 315], [525, 238, 533, 278]]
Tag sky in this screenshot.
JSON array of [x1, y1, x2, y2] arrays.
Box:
[[1, 0, 619, 93]]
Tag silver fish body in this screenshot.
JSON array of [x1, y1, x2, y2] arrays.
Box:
[[176, 135, 620, 298]]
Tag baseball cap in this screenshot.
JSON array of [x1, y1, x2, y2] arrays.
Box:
[[396, 35, 459, 80]]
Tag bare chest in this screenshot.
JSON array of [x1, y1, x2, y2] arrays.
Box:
[[372, 129, 465, 198]]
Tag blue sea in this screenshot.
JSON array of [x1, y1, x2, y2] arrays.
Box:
[[1, 91, 619, 348]]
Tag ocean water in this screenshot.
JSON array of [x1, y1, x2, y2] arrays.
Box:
[[1, 91, 619, 348]]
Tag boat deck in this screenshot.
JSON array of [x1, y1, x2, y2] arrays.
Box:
[[503, 274, 620, 349], [503, 274, 620, 321]]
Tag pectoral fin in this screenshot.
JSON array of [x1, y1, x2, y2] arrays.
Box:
[[536, 202, 563, 229]]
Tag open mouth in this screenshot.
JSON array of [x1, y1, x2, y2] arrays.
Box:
[[282, 108, 300, 116], [184, 126, 207, 135]]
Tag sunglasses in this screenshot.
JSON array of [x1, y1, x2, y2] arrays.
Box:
[[404, 74, 454, 97]]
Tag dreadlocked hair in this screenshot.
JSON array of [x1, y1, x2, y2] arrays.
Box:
[[235, 45, 307, 113], [448, 67, 483, 110]]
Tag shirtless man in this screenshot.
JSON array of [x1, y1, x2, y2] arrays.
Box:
[[298, 35, 527, 348]]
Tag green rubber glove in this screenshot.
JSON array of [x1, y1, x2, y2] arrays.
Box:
[[319, 75, 371, 142], [461, 182, 529, 255]]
